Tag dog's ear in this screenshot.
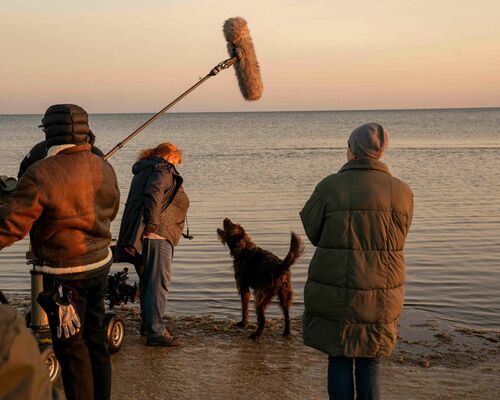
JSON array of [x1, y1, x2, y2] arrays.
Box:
[[217, 228, 225, 244]]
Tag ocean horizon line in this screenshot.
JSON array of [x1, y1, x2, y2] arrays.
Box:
[[1, 105, 500, 117]]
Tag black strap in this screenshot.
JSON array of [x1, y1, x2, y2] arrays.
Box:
[[182, 216, 194, 240]]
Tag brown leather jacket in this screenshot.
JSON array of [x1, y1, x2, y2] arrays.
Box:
[[0, 144, 120, 272]]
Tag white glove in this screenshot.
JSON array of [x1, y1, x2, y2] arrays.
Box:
[[55, 286, 81, 339]]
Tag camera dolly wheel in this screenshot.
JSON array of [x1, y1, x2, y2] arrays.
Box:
[[104, 313, 125, 353], [40, 343, 61, 383]]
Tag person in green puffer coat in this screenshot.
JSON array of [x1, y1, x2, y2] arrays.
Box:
[[300, 123, 413, 400], [0, 304, 64, 400]]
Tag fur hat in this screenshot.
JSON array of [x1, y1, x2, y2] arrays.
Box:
[[39, 104, 90, 147], [348, 123, 389, 160]]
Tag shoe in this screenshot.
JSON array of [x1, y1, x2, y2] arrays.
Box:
[[146, 331, 182, 347]]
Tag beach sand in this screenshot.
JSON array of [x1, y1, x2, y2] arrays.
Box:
[[10, 298, 500, 399], [107, 306, 499, 400]]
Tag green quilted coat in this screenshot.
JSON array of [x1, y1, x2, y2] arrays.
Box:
[[300, 159, 413, 357]]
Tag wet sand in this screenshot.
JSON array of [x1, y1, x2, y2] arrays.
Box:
[[108, 306, 500, 400], [9, 298, 500, 399]]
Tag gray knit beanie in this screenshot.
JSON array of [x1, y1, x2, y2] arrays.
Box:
[[347, 123, 389, 160]]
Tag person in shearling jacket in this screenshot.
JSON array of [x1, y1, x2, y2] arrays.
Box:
[[0, 104, 120, 400], [300, 123, 413, 400]]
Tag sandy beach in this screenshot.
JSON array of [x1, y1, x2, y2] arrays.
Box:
[[5, 292, 500, 399], [11, 298, 488, 400], [103, 305, 500, 400]]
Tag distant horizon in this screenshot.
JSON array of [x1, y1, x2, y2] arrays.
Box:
[[1, 105, 500, 117]]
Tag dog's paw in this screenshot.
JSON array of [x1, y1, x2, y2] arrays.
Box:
[[234, 321, 246, 328], [282, 330, 292, 338]]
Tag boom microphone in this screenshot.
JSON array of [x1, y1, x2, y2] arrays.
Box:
[[223, 17, 263, 101], [105, 17, 263, 160]]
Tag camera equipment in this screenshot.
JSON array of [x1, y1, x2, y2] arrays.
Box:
[[106, 267, 138, 309]]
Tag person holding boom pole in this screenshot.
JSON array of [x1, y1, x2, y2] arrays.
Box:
[[110, 17, 264, 345], [116, 143, 188, 346], [0, 14, 263, 398]]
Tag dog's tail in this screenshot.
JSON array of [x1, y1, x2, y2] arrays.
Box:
[[275, 232, 305, 277]]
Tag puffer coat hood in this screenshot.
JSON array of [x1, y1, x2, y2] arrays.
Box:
[[300, 158, 413, 357], [40, 104, 90, 148]]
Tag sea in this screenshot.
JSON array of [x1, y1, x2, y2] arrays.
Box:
[[1, 109, 499, 330]]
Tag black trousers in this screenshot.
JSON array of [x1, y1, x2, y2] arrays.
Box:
[[43, 267, 111, 400]]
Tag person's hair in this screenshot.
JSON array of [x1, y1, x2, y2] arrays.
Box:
[[138, 142, 182, 164]]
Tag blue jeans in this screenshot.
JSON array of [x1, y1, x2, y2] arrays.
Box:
[[328, 356, 381, 400], [140, 238, 173, 337]]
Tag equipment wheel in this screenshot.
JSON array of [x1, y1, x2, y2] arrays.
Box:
[[40, 344, 61, 383], [105, 313, 125, 354]]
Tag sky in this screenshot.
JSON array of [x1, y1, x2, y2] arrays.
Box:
[[1, 0, 499, 114]]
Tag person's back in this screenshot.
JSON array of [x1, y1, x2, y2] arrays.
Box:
[[0, 104, 120, 400], [8, 144, 118, 268], [18, 131, 104, 179], [116, 154, 181, 262], [116, 143, 188, 347], [301, 123, 413, 400], [301, 158, 413, 356]]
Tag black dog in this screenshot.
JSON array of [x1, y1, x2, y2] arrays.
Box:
[[217, 218, 304, 338]]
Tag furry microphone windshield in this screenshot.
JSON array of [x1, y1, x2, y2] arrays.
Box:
[[223, 17, 263, 101], [104, 17, 264, 159]]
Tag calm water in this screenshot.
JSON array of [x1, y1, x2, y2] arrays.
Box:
[[1, 109, 499, 330]]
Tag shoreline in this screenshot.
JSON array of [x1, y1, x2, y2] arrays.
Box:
[[9, 297, 500, 399]]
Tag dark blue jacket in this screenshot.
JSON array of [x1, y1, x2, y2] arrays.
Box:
[[116, 157, 183, 260]]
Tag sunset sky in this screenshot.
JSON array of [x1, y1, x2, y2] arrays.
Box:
[[1, 0, 499, 114]]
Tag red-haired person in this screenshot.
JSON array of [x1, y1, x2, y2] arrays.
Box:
[[116, 142, 189, 346]]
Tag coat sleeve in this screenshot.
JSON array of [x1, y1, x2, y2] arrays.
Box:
[[17, 141, 47, 179], [0, 305, 63, 400], [108, 165, 120, 222], [0, 172, 44, 250], [407, 190, 414, 231], [143, 166, 174, 234], [300, 183, 327, 247]]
